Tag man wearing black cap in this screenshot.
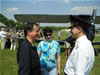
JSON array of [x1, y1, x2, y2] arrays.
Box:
[[64, 15, 95, 75]]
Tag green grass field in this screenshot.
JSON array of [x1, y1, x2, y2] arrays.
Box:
[[0, 31, 100, 75]]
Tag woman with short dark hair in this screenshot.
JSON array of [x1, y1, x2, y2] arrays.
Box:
[[37, 27, 61, 75]]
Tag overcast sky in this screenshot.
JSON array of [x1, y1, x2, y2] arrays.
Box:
[[0, 0, 100, 26]]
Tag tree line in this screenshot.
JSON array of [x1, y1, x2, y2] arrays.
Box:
[[0, 13, 24, 29]]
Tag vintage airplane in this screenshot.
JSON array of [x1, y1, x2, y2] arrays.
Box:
[[14, 6, 100, 55], [14, 6, 100, 43]]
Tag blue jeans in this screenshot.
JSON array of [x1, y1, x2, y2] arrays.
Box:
[[41, 67, 57, 75]]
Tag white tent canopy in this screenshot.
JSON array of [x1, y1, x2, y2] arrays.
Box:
[[0, 22, 6, 27]]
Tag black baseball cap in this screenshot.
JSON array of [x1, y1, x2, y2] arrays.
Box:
[[69, 15, 92, 28]]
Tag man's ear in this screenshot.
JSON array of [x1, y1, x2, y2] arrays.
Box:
[[76, 26, 80, 30], [76, 26, 82, 33], [27, 30, 31, 36], [79, 26, 83, 33]]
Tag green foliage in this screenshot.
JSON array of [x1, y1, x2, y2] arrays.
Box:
[[15, 22, 24, 29], [0, 13, 8, 26], [39, 26, 69, 31], [0, 13, 24, 29], [7, 19, 16, 27], [0, 13, 16, 28]]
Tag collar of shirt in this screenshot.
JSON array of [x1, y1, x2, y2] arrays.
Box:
[[75, 35, 87, 46], [32, 44, 34, 47], [25, 38, 35, 48]]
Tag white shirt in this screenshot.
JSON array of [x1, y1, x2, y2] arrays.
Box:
[[0, 31, 6, 38], [64, 35, 94, 75]]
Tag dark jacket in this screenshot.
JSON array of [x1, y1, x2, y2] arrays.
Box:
[[17, 38, 41, 75]]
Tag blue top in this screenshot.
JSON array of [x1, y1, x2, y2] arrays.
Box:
[[37, 40, 60, 69]]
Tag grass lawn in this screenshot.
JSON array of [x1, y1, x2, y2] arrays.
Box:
[[0, 31, 100, 75]]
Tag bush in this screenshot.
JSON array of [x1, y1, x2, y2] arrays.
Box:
[[39, 26, 69, 31]]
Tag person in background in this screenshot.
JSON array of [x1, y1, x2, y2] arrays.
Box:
[[17, 23, 41, 75], [0, 35, 1, 48], [37, 27, 61, 75], [10, 31, 17, 50], [0, 38, 1, 46], [18, 30, 21, 38], [64, 39, 71, 58], [21, 30, 25, 38], [64, 35, 75, 58], [5, 30, 11, 49], [0, 28, 6, 50], [17, 30, 22, 45], [64, 15, 95, 75], [17, 30, 25, 46], [58, 31, 61, 40]]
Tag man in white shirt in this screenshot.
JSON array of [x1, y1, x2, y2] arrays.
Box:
[[64, 15, 95, 75], [0, 28, 6, 49]]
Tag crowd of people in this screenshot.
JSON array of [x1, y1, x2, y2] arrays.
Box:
[[0, 28, 24, 50]]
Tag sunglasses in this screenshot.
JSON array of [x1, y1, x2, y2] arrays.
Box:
[[46, 33, 52, 36]]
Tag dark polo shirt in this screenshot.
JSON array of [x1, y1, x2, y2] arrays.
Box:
[[17, 38, 41, 75]]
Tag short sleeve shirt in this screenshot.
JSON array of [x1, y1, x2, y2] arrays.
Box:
[[37, 40, 60, 67]]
